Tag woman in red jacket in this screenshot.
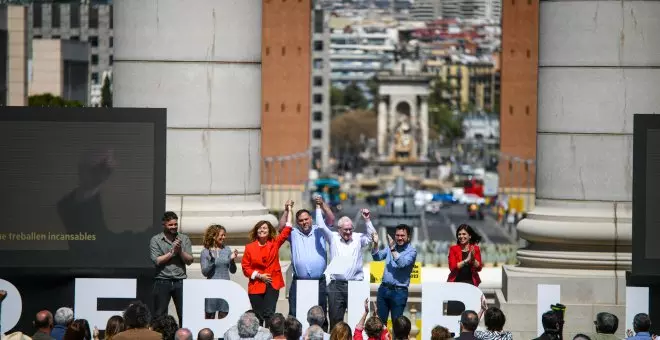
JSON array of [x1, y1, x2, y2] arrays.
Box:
[[447, 224, 483, 286], [242, 204, 293, 326]]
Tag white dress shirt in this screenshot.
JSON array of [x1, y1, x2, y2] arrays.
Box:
[[316, 208, 376, 281]]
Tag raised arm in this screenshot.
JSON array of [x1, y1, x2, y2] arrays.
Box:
[[360, 209, 377, 247], [315, 203, 334, 243], [278, 200, 293, 231], [276, 204, 294, 247], [320, 200, 336, 226]]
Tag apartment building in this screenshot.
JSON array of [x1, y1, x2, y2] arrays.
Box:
[[29, 39, 89, 103], [28, 1, 113, 105], [0, 5, 28, 106], [430, 56, 499, 112], [311, 5, 331, 172]]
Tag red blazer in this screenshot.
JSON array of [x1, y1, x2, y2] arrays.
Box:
[[242, 225, 292, 294], [447, 244, 482, 287]]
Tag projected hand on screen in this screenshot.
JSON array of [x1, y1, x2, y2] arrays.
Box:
[[76, 149, 116, 201]]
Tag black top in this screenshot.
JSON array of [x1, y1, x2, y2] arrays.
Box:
[[455, 250, 473, 284]]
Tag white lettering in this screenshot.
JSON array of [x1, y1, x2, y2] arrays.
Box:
[[296, 280, 319, 330], [182, 279, 251, 338], [74, 279, 137, 330], [421, 282, 483, 339], [536, 284, 560, 336], [0, 279, 22, 334]]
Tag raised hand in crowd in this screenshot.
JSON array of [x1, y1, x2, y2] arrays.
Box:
[[387, 234, 395, 250], [315, 195, 324, 208], [361, 208, 371, 220]]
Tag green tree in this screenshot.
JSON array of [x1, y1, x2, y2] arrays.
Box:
[[28, 93, 83, 107], [428, 79, 464, 143], [342, 81, 368, 109], [366, 76, 379, 104], [101, 74, 113, 107], [330, 86, 344, 107], [330, 109, 377, 150]]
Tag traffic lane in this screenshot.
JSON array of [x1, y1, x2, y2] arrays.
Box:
[[438, 204, 514, 245], [424, 211, 456, 242]]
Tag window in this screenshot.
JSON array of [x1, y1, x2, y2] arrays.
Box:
[[51, 4, 60, 28], [313, 76, 323, 87], [88, 5, 99, 29], [313, 129, 322, 139], [265, 46, 270, 56], [314, 9, 323, 33], [34, 35, 42, 39], [313, 111, 323, 122], [526, 49, 531, 58], [109, 37, 113, 47], [265, 102, 269, 112], [70, 36, 79, 41], [314, 40, 323, 51], [52, 35, 60, 39], [70, 4, 80, 28], [281, 46, 286, 56], [109, 5, 113, 29], [313, 94, 323, 104], [91, 54, 99, 65], [526, 106, 530, 115], [313, 58, 323, 69], [109, 55, 113, 65], [33, 5, 42, 28], [89, 36, 98, 47], [91, 72, 99, 84], [509, 105, 513, 115]]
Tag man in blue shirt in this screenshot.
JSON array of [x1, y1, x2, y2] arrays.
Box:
[[278, 197, 335, 326], [626, 313, 652, 340], [371, 223, 417, 324]]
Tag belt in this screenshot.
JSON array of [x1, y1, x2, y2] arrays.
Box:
[[154, 278, 183, 283], [381, 282, 408, 290], [294, 275, 326, 281]]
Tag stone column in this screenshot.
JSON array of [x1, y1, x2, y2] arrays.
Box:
[[377, 96, 388, 158], [389, 96, 398, 158], [113, 0, 276, 246], [419, 95, 429, 160], [499, 1, 660, 338], [409, 98, 418, 159]]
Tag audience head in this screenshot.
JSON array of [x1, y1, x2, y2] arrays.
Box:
[[430, 326, 453, 340], [306, 325, 324, 340], [268, 313, 286, 338], [633, 313, 651, 333], [573, 334, 592, 340], [307, 306, 326, 328], [329, 322, 351, 340], [460, 310, 479, 333], [197, 328, 214, 340], [150, 315, 179, 340], [237, 312, 261, 338], [63, 320, 89, 340], [75, 319, 91, 340], [364, 316, 383, 339], [392, 316, 411, 340], [484, 307, 506, 332], [104, 316, 125, 340], [541, 311, 560, 334], [123, 301, 152, 329], [595, 312, 619, 334], [174, 328, 193, 340], [285, 316, 303, 340], [54, 307, 74, 327], [34, 310, 54, 331]]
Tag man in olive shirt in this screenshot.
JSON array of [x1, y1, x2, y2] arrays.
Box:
[[149, 211, 193, 327]]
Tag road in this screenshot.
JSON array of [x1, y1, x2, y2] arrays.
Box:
[[333, 200, 515, 245]]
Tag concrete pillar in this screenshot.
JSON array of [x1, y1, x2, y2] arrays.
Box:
[[389, 96, 398, 158], [377, 96, 388, 158], [499, 1, 660, 338], [113, 0, 276, 244], [409, 98, 418, 159], [419, 95, 429, 160]]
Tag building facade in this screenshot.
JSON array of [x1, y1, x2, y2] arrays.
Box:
[[497, 0, 538, 189], [28, 1, 113, 105], [0, 5, 28, 106], [311, 5, 330, 172], [29, 39, 89, 103]]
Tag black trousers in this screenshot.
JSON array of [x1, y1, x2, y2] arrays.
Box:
[[327, 280, 349, 330], [152, 279, 184, 327], [249, 284, 280, 327], [288, 276, 328, 331]]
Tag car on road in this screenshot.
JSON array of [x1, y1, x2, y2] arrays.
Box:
[[425, 201, 442, 214], [432, 191, 457, 205], [458, 193, 486, 205]]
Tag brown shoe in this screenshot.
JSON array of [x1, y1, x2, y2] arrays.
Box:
[[0, 290, 7, 302]]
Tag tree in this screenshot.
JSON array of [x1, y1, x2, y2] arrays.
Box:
[[427, 79, 464, 143], [366, 76, 379, 104], [101, 74, 112, 107], [330, 109, 377, 151], [342, 81, 368, 109], [330, 86, 344, 107], [28, 93, 83, 107]]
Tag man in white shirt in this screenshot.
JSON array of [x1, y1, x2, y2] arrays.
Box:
[[315, 206, 376, 329]]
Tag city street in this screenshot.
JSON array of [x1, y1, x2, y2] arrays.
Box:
[[333, 200, 516, 245]]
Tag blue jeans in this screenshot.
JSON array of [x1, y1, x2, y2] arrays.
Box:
[[376, 284, 409, 324]]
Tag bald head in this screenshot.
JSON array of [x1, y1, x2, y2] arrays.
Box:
[[175, 328, 193, 340], [197, 328, 214, 340], [34, 310, 53, 330]]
